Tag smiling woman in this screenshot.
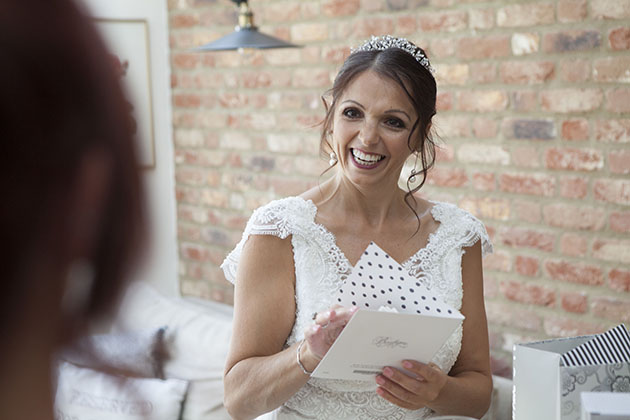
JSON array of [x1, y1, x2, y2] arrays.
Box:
[[221, 35, 493, 420]]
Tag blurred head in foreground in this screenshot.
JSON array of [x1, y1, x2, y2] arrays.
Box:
[[0, 0, 145, 417]]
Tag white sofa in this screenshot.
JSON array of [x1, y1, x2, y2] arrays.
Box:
[[56, 282, 512, 420]]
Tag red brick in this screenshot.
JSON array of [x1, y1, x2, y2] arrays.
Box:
[[595, 119, 630, 143], [500, 281, 555, 307], [472, 118, 498, 138], [172, 53, 200, 69], [561, 119, 589, 141], [511, 91, 538, 112], [469, 8, 494, 30], [180, 242, 211, 262], [545, 260, 604, 285], [458, 90, 508, 112], [606, 88, 630, 113], [591, 297, 630, 322], [510, 146, 540, 168], [559, 59, 591, 83], [591, 0, 630, 19], [545, 147, 604, 172], [594, 57, 630, 83], [457, 35, 511, 60], [435, 144, 455, 162], [609, 27, 630, 50], [558, 0, 587, 22], [262, 1, 301, 22], [483, 275, 498, 299], [610, 211, 630, 233], [170, 13, 199, 28], [500, 173, 555, 196], [322, 0, 360, 16], [543, 204, 606, 231], [515, 256, 539, 276], [353, 17, 394, 38], [459, 197, 510, 220], [218, 93, 247, 108], [199, 8, 236, 26], [501, 227, 555, 252], [291, 23, 328, 43], [609, 269, 630, 292], [434, 115, 470, 138], [560, 292, 588, 313], [437, 64, 469, 85], [543, 30, 601, 53], [292, 68, 330, 88], [500, 61, 555, 85], [559, 176, 588, 199], [426, 167, 468, 187], [396, 16, 417, 35], [458, 144, 509, 165], [436, 91, 453, 111], [497, 3, 555, 27], [176, 167, 210, 187], [418, 11, 468, 32], [559, 233, 588, 257], [174, 93, 201, 108], [484, 250, 512, 272], [592, 239, 630, 263], [430, 38, 457, 59], [609, 150, 630, 174], [541, 89, 603, 113], [594, 179, 630, 205], [544, 317, 607, 337], [486, 302, 542, 331], [514, 200, 541, 223], [471, 172, 496, 191], [469, 63, 496, 84]]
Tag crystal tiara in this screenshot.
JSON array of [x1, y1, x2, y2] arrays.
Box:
[[351, 35, 435, 74]]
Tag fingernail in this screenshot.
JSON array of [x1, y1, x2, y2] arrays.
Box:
[[402, 361, 413, 369], [376, 387, 384, 396], [375, 376, 385, 385], [383, 367, 393, 377]]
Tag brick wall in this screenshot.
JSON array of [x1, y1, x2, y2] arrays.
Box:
[[168, 0, 630, 369]]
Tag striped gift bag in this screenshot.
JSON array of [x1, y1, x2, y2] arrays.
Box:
[[514, 324, 630, 420]]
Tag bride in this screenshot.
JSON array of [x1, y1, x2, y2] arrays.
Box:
[[221, 35, 493, 420]]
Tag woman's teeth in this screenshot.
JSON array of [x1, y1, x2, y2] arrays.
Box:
[[352, 149, 385, 165]]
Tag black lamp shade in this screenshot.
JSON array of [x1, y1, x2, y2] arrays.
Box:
[[196, 27, 298, 51]]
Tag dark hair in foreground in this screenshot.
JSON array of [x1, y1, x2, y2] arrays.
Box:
[[0, 0, 145, 338], [320, 45, 437, 225]]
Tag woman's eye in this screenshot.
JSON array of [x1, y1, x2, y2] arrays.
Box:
[[342, 108, 361, 119], [385, 118, 405, 129]]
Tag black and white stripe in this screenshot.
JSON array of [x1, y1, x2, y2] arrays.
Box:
[[561, 324, 630, 367]]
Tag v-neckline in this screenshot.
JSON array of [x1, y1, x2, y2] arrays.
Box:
[[297, 196, 444, 269]]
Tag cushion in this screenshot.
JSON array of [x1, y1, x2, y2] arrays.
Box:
[[58, 327, 168, 378], [54, 361, 188, 420]]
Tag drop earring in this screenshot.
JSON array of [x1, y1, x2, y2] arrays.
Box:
[[329, 151, 338, 166], [409, 153, 419, 183]]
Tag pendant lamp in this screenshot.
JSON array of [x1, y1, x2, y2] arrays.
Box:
[[196, 0, 299, 52]]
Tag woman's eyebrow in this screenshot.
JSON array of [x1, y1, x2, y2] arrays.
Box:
[[340, 99, 412, 121]]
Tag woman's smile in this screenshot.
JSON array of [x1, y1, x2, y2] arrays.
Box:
[[350, 148, 386, 169]]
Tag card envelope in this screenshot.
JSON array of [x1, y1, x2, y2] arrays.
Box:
[[312, 242, 464, 381]]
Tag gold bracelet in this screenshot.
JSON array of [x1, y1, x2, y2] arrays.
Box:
[[296, 339, 313, 375]]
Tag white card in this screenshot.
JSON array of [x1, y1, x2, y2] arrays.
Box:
[[312, 242, 464, 381]]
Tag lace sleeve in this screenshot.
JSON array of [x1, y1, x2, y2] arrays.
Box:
[[220, 197, 315, 284], [460, 211, 493, 257]]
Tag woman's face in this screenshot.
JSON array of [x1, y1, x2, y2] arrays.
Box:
[[331, 70, 418, 191]]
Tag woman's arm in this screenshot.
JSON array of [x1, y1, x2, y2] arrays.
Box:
[[223, 234, 312, 420], [375, 240, 493, 418]]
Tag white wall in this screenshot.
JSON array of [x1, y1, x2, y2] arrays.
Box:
[[80, 0, 179, 297]]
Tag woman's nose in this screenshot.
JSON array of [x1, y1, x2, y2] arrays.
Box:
[[358, 122, 379, 146]]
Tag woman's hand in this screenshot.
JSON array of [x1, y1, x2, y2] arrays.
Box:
[[301, 305, 358, 363], [375, 360, 448, 410]]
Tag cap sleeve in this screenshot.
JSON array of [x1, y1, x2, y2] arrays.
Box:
[[220, 197, 316, 284]]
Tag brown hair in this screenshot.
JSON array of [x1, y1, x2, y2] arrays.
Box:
[[321, 44, 437, 226], [0, 0, 145, 335]]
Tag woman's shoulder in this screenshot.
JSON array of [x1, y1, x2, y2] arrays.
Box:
[[246, 196, 317, 234]]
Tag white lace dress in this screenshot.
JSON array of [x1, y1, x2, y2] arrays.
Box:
[[222, 196, 492, 420]]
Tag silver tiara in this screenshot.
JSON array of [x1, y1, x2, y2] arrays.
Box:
[[351, 35, 435, 74]]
